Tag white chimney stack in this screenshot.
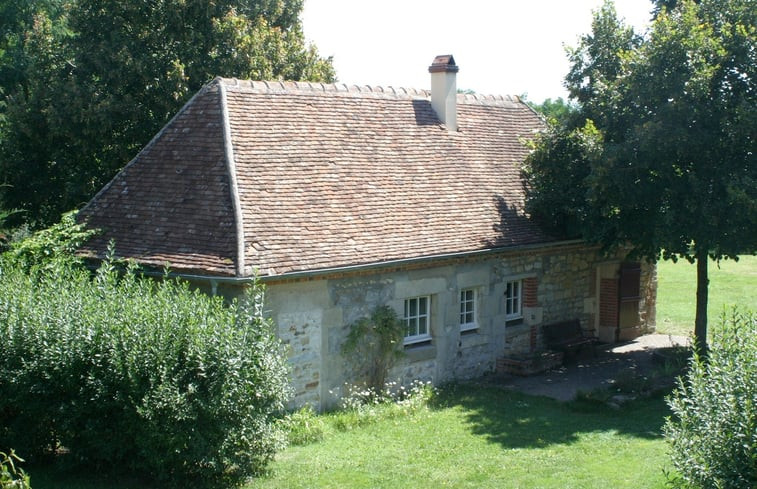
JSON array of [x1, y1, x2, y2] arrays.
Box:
[[429, 54, 458, 131]]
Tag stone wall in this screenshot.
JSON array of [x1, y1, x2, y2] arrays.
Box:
[[263, 280, 331, 408], [639, 261, 657, 334], [257, 242, 657, 410]]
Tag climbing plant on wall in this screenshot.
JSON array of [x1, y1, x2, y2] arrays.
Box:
[[341, 305, 405, 397]]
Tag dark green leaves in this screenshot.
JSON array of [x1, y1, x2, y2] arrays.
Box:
[[0, 252, 290, 487], [524, 0, 756, 349], [664, 309, 757, 489], [0, 0, 335, 227]]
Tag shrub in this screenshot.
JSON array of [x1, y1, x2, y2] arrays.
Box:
[[341, 305, 405, 396], [281, 407, 325, 446], [664, 309, 757, 489], [0, 254, 290, 488], [0, 451, 31, 489], [5, 210, 96, 271]]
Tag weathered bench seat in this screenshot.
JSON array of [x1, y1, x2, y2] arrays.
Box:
[[543, 319, 598, 358]]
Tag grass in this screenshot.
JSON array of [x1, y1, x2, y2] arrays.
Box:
[[25, 384, 674, 489], [24, 255, 757, 488], [248, 384, 673, 489], [656, 254, 757, 337]]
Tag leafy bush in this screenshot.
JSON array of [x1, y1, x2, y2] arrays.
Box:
[[341, 305, 405, 396], [0, 254, 290, 488], [5, 210, 96, 271], [281, 407, 325, 446], [664, 309, 757, 489], [0, 451, 31, 489]]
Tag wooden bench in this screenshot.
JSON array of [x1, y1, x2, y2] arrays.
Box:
[[543, 319, 598, 358]]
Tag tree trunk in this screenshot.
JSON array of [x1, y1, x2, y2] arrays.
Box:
[[694, 251, 709, 355]]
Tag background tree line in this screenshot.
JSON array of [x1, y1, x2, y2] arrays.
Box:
[[0, 0, 334, 228]]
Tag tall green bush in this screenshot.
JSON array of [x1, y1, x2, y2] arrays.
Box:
[[0, 254, 290, 488], [664, 309, 757, 489]]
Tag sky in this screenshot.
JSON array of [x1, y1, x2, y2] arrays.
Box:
[[302, 0, 655, 103]]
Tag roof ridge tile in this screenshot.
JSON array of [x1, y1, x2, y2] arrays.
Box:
[[217, 78, 440, 101], [216, 77, 521, 106]]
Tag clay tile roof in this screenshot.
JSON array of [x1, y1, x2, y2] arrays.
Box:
[[79, 77, 553, 278]]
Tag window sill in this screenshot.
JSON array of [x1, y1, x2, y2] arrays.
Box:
[[404, 334, 431, 347], [460, 325, 478, 335], [403, 342, 436, 362], [506, 317, 524, 327], [459, 330, 488, 348]]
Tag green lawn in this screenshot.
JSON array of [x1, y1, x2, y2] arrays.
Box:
[[28, 256, 757, 489], [27, 385, 674, 489], [248, 385, 673, 489], [656, 255, 757, 337], [247, 257, 757, 489]]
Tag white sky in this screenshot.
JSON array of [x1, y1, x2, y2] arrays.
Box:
[[302, 0, 653, 103]]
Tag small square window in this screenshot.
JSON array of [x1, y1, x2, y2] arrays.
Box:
[[404, 296, 431, 345], [459, 288, 477, 331], [505, 280, 522, 320]]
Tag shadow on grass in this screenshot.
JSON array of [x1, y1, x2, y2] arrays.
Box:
[[430, 382, 670, 450], [27, 462, 156, 489]]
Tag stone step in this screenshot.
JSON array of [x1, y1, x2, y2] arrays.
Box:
[[496, 350, 564, 376]]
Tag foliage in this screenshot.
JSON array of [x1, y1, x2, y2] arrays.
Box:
[[564, 0, 641, 127], [524, 0, 757, 350], [0, 206, 23, 252], [280, 406, 325, 446], [664, 309, 757, 489], [0, 0, 335, 227], [523, 119, 603, 238], [6, 210, 96, 271], [0, 254, 290, 488], [0, 451, 31, 489], [341, 305, 405, 396], [527, 97, 581, 125]]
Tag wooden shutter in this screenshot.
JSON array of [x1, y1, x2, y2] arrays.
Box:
[[619, 262, 641, 302]]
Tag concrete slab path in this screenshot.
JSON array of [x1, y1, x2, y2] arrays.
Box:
[[495, 334, 691, 402]]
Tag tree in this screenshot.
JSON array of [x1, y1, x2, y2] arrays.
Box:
[[0, 0, 68, 96], [0, 2, 77, 226], [564, 0, 641, 128], [527, 97, 580, 125], [0, 0, 335, 227], [523, 119, 603, 238], [525, 0, 757, 352]]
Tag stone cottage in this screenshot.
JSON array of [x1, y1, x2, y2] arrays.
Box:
[[78, 55, 656, 409]]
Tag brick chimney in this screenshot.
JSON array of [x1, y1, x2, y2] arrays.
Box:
[[428, 54, 458, 131]]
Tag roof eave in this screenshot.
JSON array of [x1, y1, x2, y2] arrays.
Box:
[[148, 238, 586, 285]]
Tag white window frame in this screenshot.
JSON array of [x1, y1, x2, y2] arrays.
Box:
[[403, 296, 431, 345], [505, 279, 523, 320], [459, 288, 477, 332]]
